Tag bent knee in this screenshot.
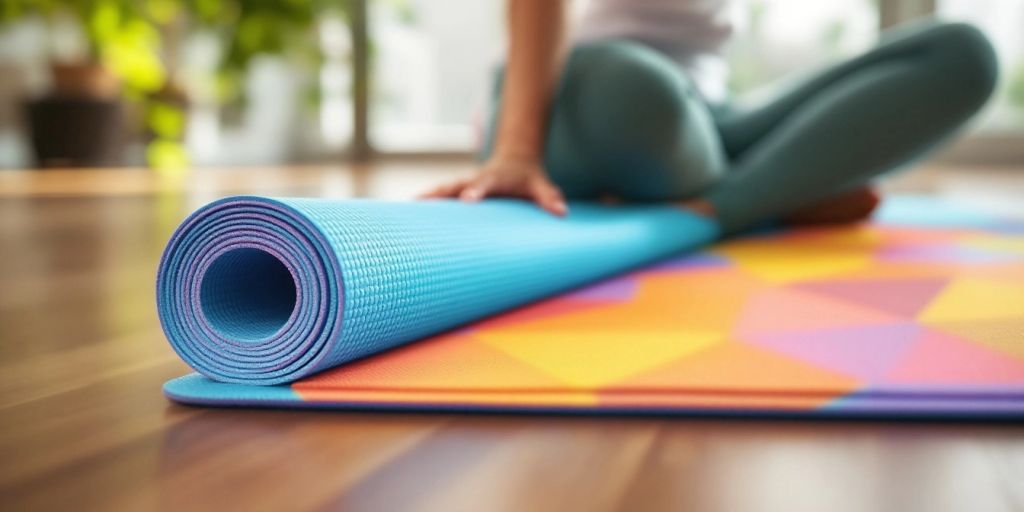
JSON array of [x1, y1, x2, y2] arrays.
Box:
[[564, 40, 698, 153], [923, 21, 999, 109]]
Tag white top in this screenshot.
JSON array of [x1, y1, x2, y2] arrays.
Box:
[[574, 0, 735, 101]]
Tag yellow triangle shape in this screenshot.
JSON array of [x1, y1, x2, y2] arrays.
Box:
[[476, 330, 723, 388], [926, 319, 1024, 360], [919, 278, 1024, 323], [962, 234, 1024, 256], [713, 240, 872, 284]]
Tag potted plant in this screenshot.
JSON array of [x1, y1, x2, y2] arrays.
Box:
[[1, 1, 178, 168], [2, 0, 355, 170]]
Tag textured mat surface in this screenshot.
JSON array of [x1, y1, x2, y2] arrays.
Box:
[[161, 197, 1024, 418], [158, 197, 719, 385]]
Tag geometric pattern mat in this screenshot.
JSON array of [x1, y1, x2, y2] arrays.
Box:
[[164, 198, 1024, 419]]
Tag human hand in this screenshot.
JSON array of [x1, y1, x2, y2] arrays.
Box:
[[420, 156, 568, 216]]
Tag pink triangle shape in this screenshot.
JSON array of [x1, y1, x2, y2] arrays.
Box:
[[886, 329, 1024, 386], [743, 323, 922, 381], [796, 278, 950, 318], [736, 287, 900, 336]]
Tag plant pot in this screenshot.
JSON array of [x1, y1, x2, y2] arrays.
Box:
[[24, 63, 125, 168], [51, 62, 121, 99]]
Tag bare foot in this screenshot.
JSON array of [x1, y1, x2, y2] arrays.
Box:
[[783, 187, 881, 226]]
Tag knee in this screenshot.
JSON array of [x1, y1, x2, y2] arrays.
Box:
[[565, 40, 696, 154], [925, 22, 999, 110]]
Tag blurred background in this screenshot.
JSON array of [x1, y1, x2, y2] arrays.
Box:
[[1, 4, 1022, 506], [0, 0, 1021, 172]]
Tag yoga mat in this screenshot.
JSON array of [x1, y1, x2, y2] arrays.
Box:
[[157, 197, 719, 385], [160, 196, 1024, 419]]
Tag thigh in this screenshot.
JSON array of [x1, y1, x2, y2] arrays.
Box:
[[484, 40, 728, 201], [714, 19, 997, 159], [565, 41, 728, 201], [705, 20, 997, 232]]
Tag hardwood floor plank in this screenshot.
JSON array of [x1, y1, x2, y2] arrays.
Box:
[[0, 163, 1021, 511]]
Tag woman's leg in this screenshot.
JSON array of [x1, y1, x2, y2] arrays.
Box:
[[708, 20, 999, 233], [483, 40, 728, 201]]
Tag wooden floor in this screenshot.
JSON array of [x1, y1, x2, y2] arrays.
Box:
[[1, 162, 1022, 512]]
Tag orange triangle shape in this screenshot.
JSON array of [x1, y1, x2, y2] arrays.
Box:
[[611, 341, 861, 397], [294, 331, 569, 392]]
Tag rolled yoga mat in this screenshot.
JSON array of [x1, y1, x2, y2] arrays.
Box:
[[157, 197, 719, 386], [160, 196, 1024, 419]]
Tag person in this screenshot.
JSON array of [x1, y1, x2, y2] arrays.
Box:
[[422, 0, 998, 234]]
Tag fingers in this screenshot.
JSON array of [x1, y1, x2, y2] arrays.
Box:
[[419, 169, 568, 218], [529, 177, 568, 217], [459, 174, 495, 202], [418, 178, 470, 199]]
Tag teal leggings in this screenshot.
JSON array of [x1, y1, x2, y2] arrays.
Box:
[[483, 20, 998, 233]]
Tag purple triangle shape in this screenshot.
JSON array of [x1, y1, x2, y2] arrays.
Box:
[[566, 276, 638, 302], [878, 245, 1020, 263], [743, 323, 923, 382]]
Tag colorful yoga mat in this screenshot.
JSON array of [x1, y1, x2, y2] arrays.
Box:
[[159, 196, 1024, 418]]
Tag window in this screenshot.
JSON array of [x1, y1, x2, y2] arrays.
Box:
[[2, 0, 1019, 168], [726, 0, 879, 97], [361, 0, 1021, 160], [369, 0, 503, 153]]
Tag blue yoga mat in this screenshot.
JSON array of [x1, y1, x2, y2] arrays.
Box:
[[157, 197, 719, 385]]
